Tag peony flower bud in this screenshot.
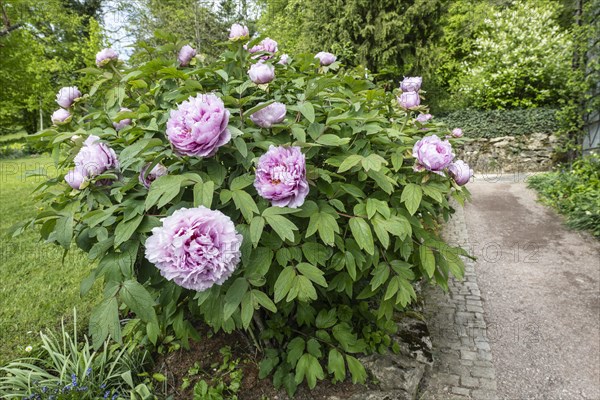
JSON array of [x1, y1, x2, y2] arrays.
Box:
[[55, 87, 82, 108], [315, 51, 336, 66], [400, 76, 422, 92], [113, 107, 132, 131], [448, 160, 473, 186], [139, 163, 168, 189], [248, 62, 275, 84], [95, 48, 118, 67], [51, 109, 71, 125], [416, 113, 433, 123], [254, 145, 309, 208], [398, 91, 421, 109], [451, 128, 463, 138], [278, 54, 290, 65], [178, 45, 197, 67], [250, 102, 286, 128], [229, 23, 249, 40], [166, 93, 230, 157], [412, 134, 454, 174]]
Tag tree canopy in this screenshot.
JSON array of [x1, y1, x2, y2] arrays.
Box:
[[0, 0, 102, 133]]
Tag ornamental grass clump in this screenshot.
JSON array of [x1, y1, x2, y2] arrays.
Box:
[[21, 24, 472, 395]]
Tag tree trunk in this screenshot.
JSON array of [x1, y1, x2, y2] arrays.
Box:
[[39, 98, 43, 132]]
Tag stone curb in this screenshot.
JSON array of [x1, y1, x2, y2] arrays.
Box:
[[419, 202, 499, 400]]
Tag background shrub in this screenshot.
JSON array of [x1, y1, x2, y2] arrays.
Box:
[[438, 108, 559, 139], [527, 155, 600, 237]]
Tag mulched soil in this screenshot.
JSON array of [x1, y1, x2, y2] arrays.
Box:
[[153, 324, 363, 400]]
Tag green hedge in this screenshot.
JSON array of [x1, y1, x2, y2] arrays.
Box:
[[438, 108, 559, 139], [0, 134, 39, 159]]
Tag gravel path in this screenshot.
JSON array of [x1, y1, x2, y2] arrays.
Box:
[[463, 176, 600, 400], [422, 174, 600, 399]]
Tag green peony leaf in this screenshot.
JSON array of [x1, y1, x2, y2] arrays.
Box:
[[349, 217, 374, 255], [401, 183, 423, 215], [419, 245, 436, 278]]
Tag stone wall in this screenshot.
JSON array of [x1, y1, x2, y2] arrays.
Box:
[[456, 132, 557, 173]]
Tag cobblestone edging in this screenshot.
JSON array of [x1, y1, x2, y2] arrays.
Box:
[[419, 203, 498, 400]]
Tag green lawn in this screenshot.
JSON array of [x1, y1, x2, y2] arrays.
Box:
[[0, 155, 99, 365]]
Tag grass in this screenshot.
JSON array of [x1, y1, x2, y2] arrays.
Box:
[[0, 155, 100, 365]]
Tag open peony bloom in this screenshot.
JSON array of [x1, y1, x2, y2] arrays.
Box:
[[250, 102, 286, 128], [248, 62, 275, 84], [144, 207, 243, 292], [166, 93, 231, 157], [229, 23, 249, 40], [400, 76, 423, 92], [64, 135, 119, 189], [55, 87, 82, 108], [254, 145, 309, 208], [178, 45, 197, 67], [451, 128, 463, 138], [315, 51, 336, 66], [398, 91, 421, 109], [51, 109, 71, 125], [278, 54, 290, 65], [448, 160, 473, 186], [95, 48, 118, 67], [139, 163, 168, 189], [247, 37, 278, 59], [412, 134, 454, 174], [113, 107, 132, 131], [416, 113, 433, 123]]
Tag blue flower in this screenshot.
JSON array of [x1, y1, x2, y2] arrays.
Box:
[[71, 373, 78, 386], [104, 390, 110, 399], [86, 367, 92, 376]]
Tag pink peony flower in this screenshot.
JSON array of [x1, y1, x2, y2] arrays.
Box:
[[166, 93, 231, 157], [51, 109, 71, 125], [400, 76, 422, 92], [248, 62, 275, 84], [247, 37, 278, 59], [139, 163, 168, 189], [416, 113, 432, 123], [278, 54, 290, 65], [448, 160, 473, 186], [55, 87, 82, 108], [64, 135, 119, 189], [398, 91, 421, 109], [74, 135, 119, 176], [229, 23, 249, 40], [113, 107, 132, 131], [64, 168, 86, 190], [451, 128, 463, 138], [315, 51, 336, 66], [178, 45, 196, 67], [254, 145, 309, 208], [412, 134, 454, 174], [144, 206, 243, 292], [95, 48, 118, 67], [250, 102, 286, 128]]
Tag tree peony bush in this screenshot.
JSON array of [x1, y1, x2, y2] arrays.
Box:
[[23, 27, 471, 396]]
